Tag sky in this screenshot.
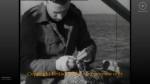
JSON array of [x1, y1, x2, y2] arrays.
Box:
[[21, 0, 130, 15]]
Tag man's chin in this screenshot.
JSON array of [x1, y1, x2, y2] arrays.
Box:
[[54, 19, 62, 22]]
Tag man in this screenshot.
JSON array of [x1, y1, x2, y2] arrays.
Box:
[[20, 0, 97, 84]]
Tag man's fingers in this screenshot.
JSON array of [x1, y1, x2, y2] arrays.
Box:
[[77, 51, 90, 60], [77, 49, 87, 57], [67, 63, 76, 69], [76, 60, 82, 64], [68, 58, 76, 63]]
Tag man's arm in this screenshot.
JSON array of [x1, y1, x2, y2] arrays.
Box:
[[76, 16, 97, 64], [20, 20, 57, 74]]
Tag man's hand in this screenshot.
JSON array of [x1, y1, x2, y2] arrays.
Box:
[[56, 56, 77, 71], [77, 48, 92, 63], [67, 56, 77, 69]]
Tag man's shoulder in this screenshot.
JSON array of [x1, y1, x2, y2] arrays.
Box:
[[69, 3, 82, 17], [21, 5, 40, 22]]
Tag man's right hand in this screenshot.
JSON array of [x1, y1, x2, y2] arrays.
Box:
[[56, 56, 77, 71]]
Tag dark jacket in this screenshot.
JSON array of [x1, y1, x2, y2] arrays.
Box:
[[20, 2, 97, 84]]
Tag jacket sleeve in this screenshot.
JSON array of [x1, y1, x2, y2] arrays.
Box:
[[76, 16, 97, 64], [20, 20, 57, 74]]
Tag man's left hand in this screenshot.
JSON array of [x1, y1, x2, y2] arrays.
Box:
[[77, 48, 92, 63]]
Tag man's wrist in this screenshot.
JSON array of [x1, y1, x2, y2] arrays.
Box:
[[46, 58, 57, 72]]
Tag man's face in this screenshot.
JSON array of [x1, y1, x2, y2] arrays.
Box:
[[45, 1, 70, 21]]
